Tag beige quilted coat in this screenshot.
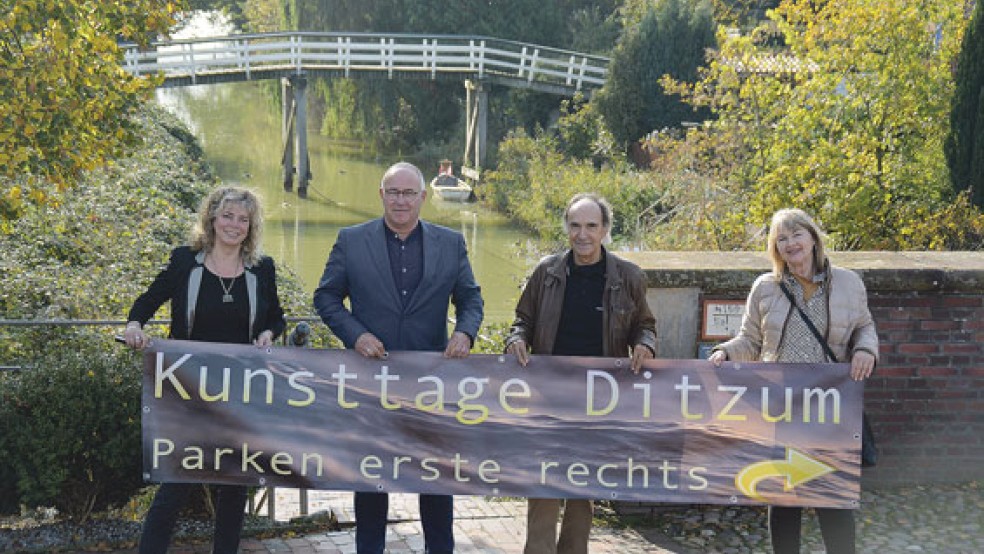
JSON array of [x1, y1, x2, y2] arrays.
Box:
[[715, 264, 879, 364]]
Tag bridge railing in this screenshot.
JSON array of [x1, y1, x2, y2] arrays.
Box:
[[122, 31, 609, 93]]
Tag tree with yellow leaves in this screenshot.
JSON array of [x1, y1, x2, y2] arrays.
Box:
[[667, 0, 982, 249], [0, 0, 181, 222]]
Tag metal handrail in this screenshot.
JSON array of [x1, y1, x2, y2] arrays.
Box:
[[0, 316, 321, 327]]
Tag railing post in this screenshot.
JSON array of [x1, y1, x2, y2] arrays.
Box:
[[379, 37, 386, 71], [577, 57, 589, 91], [243, 40, 252, 80], [342, 37, 351, 78], [123, 47, 136, 76], [299, 488, 309, 516], [389, 37, 395, 78], [478, 40, 486, 79], [184, 43, 197, 85], [293, 35, 301, 75], [426, 38, 437, 79], [528, 48, 539, 84]]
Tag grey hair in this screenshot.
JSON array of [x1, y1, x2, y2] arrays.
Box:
[[380, 161, 426, 191], [562, 193, 613, 244]]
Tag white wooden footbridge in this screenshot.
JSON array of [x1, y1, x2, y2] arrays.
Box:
[[122, 32, 609, 195]]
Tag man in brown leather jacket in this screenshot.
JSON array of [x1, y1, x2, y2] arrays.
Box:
[[505, 192, 657, 554]]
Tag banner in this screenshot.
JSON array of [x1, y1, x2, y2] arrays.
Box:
[[142, 339, 863, 508]]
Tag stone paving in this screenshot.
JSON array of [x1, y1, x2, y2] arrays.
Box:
[[241, 491, 673, 554], [92, 480, 983, 554], [132, 490, 678, 554]]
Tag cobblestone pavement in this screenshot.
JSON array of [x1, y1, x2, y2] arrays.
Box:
[[157, 492, 677, 554], [98, 481, 982, 554]]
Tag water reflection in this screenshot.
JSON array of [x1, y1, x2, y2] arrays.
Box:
[[156, 82, 538, 322]]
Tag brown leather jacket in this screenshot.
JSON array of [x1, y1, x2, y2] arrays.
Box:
[[715, 263, 879, 364], [506, 250, 657, 357]]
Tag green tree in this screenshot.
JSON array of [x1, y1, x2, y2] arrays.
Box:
[[668, 0, 982, 249], [568, 3, 621, 55], [594, 0, 716, 147], [710, 0, 780, 27], [242, 0, 286, 32], [483, 127, 659, 245], [946, 0, 984, 209], [188, 0, 246, 27], [0, 0, 181, 222], [256, 0, 621, 159], [555, 94, 620, 164]]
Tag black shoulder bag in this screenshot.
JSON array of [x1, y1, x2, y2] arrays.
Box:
[[779, 282, 878, 467]]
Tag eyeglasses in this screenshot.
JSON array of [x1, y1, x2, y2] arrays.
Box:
[[383, 189, 421, 200]]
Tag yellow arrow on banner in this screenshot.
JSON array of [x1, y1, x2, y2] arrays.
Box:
[[735, 448, 835, 501]]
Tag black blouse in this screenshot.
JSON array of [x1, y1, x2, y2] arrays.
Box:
[[192, 269, 251, 344], [127, 246, 286, 343]]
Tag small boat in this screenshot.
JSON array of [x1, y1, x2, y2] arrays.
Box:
[[429, 159, 473, 202]]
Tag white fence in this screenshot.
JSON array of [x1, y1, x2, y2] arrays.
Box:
[[122, 31, 609, 94]]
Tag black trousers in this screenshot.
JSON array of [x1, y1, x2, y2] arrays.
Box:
[[769, 506, 855, 554], [139, 483, 248, 554]]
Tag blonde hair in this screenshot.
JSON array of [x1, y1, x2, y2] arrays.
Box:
[[766, 208, 826, 278], [189, 186, 263, 266]]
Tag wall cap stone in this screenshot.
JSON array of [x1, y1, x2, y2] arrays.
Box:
[[617, 251, 984, 294]]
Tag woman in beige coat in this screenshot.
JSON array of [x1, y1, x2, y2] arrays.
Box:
[[709, 208, 877, 554]]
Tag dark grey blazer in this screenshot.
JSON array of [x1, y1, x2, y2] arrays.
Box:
[[313, 218, 483, 351]]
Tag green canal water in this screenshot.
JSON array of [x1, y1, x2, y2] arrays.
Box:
[[155, 82, 540, 323]]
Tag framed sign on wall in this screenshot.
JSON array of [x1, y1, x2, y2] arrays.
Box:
[[701, 300, 745, 340]]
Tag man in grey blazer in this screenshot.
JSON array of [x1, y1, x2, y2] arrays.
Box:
[[314, 161, 484, 554]]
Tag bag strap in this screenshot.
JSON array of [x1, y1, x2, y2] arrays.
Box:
[[779, 281, 839, 363]]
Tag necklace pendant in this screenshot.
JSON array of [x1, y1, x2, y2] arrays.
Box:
[[222, 293, 234, 303]]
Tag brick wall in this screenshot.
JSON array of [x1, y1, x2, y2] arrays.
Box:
[[622, 251, 984, 486], [863, 291, 983, 484]]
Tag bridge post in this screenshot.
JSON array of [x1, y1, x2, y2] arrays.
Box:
[[294, 75, 310, 198], [462, 79, 488, 182], [281, 75, 311, 198], [281, 78, 295, 192]]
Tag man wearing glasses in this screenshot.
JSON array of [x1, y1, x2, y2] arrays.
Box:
[[314, 161, 484, 554]]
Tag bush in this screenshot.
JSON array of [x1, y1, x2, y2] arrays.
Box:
[[482, 127, 658, 245], [0, 102, 326, 523], [0, 330, 143, 522], [474, 321, 511, 354]]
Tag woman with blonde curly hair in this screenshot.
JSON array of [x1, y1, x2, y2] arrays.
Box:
[[122, 185, 286, 553]]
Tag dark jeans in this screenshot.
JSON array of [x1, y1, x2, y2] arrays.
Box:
[[138, 483, 248, 554], [355, 492, 453, 554], [769, 506, 856, 554]]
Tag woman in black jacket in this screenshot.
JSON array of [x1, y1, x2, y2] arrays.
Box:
[[122, 185, 285, 554]]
